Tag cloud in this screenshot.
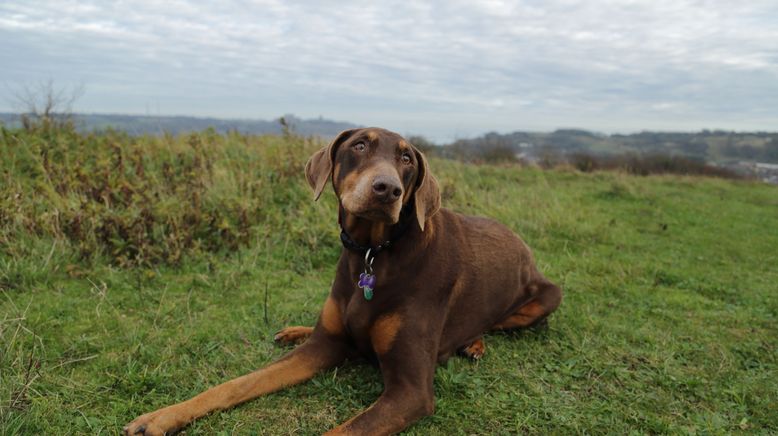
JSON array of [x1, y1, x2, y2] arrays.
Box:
[[1, 0, 776, 140]]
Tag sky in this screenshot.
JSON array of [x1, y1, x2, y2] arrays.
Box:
[[1, 0, 777, 141]]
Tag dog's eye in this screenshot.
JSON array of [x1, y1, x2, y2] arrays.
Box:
[[353, 142, 366, 152], [401, 152, 412, 164]]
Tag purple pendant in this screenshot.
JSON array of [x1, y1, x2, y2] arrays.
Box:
[[358, 272, 376, 300]]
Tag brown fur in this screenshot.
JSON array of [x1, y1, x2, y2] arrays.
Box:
[[320, 296, 345, 335], [124, 127, 562, 436]]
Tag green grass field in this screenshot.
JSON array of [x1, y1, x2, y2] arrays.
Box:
[[1, 128, 776, 434]]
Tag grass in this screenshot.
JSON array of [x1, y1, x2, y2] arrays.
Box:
[[1, 127, 776, 435]]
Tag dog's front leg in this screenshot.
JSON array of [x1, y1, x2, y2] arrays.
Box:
[[326, 322, 438, 436], [124, 334, 348, 435]]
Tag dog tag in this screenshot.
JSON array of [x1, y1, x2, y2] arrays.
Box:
[[358, 272, 376, 301]]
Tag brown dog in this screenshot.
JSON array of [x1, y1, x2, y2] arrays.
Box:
[[124, 127, 562, 435]]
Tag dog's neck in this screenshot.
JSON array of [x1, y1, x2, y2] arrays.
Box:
[[339, 207, 395, 248], [338, 203, 420, 249]]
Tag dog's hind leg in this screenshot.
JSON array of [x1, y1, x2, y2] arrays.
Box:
[[274, 326, 313, 345], [459, 337, 486, 360], [492, 280, 562, 330]]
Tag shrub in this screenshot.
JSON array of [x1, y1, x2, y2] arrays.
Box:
[[0, 127, 321, 267], [567, 152, 743, 179]]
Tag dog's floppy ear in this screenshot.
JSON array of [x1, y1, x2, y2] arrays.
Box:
[[412, 147, 441, 231], [305, 128, 360, 200]]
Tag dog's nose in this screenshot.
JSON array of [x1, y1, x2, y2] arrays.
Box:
[[372, 176, 402, 203]]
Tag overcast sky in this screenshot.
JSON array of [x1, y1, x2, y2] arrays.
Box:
[[1, 0, 776, 141]]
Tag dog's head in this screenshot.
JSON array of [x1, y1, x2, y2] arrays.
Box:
[[305, 127, 440, 230]]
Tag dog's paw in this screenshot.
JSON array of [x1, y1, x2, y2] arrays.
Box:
[[274, 326, 313, 345], [124, 407, 180, 436], [460, 338, 486, 360]]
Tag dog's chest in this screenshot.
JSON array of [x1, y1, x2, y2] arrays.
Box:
[[339, 258, 412, 357], [343, 293, 377, 355], [344, 286, 411, 359]]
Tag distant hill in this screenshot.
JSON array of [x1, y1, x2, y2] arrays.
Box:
[[0, 112, 358, 138], [2, 112, 776, 166], [427, 129, 778, 165]]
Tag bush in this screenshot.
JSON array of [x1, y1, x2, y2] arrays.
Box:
[[567, 152, 743, 179], [0, 127, 321, 267]]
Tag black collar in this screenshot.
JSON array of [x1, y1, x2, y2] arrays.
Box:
[[339, 206, 414, 255]]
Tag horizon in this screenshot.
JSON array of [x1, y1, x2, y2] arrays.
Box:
[[3, 110, 777, 142], [2, 1, 777, 142]]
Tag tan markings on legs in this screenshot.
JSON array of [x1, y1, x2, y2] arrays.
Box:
[[274, 326, 313, 345], [370, 313, 402, 355], [492, 301, 546, 330], [124, 350, 321, 435], [321, 296, 344, 335], [460, 338, 486, 360]]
